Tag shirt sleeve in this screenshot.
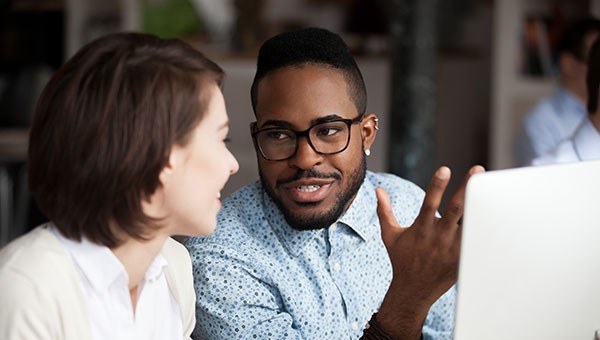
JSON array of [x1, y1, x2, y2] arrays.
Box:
[[188, 242, 303, 340]]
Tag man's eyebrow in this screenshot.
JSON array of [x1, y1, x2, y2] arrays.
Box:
[[259, 115, 344, 130], [314, 114, 344, 124], [258, 120, 294, 129]]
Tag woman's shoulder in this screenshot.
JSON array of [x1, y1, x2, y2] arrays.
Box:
[[0, 225, 91, 338], [161, 237, 193, 282], [162, 237, 191, 264], [0, 225, 87, 317], [0, 225, 70, 279]]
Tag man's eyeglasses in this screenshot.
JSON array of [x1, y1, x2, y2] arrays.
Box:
[[251, 115, 364, 161]]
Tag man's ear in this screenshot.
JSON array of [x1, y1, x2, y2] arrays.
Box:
[[361, 113, 379, 151]]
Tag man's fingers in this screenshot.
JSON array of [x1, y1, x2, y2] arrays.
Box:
[[376, 187, 404, 246], [442, 165, 485, 225], [418, 167, 452, 223]]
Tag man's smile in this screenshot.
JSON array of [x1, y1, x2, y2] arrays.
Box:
[[281, 178, 335, 203]]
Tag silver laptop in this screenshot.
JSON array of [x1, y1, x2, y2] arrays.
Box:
[[454, 160, 600, 340]]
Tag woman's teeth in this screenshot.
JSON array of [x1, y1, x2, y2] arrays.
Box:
[[297, 185, 321, 193]]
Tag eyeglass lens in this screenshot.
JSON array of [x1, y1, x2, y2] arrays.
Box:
[[256, 120, 351, 160]]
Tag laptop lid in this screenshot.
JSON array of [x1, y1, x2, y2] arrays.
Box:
[[454, 160, 600, 340]]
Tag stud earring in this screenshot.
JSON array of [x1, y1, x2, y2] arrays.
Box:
[[365, 149, 371, 156], [374, 118, 379, 131]]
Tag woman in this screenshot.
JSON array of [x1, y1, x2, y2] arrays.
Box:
[[0, 32, 238, 339]]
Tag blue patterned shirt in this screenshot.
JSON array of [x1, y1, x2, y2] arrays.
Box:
[[187, 171, 456, 339]]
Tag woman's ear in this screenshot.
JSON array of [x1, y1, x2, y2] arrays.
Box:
[[361, 113, 379, 151], [159, 146, 184, 185]]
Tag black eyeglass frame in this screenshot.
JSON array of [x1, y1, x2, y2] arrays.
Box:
[[250, 114, 364, 161]]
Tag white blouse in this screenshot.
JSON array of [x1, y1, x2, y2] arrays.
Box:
[[50, 227, 183, 340]]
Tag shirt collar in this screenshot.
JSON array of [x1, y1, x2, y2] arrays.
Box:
[[573, 117, 600, 161], [50, 225, 168, 292], [261, 171, 378, 256], [337, 175, 378, 242], [261, 186, 320, 257]]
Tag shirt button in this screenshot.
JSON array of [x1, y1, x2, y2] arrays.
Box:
[[333, 262, 341, 272], [351, 321, 359, 330]]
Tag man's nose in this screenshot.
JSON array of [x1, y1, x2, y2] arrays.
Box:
[[287, 136, 323, 170]]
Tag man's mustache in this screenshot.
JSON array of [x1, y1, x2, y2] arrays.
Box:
[[277, 168, 342, 185]]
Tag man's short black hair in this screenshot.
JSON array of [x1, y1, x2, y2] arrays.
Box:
[[586, 37, 600, 114], [557, 17, 600, 62], [250, 27, 367, 116]]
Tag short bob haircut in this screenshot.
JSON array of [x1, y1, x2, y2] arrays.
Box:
[[28, 32, 224, 248]]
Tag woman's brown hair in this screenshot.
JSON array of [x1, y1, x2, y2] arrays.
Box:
[[28, 32, 224, 247]]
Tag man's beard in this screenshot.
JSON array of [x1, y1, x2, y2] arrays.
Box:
[[259, 152, 367, 231]]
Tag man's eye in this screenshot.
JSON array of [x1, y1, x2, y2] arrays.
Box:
[[317, 126, 341, 137], [266, 130, 293, 140]]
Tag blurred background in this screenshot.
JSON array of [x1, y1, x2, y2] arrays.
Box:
[[0, 0, 598, 245]]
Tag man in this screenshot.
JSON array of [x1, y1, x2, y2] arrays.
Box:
[[515, 18, 600, 166], [187, 28, 482, 339], [533, 37, 600, 165]]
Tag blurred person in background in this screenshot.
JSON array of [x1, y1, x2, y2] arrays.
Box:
[[515, 17, 600, 166], [533, 37, 600, 165]]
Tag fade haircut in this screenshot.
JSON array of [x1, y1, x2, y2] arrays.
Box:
[[557, 17, 600, 62], [28, 32, 224, 247], [250, 27, 367, 116], [587, 37, 600, 114]]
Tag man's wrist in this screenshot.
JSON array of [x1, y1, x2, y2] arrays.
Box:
[[374, 284, 430, 340], [361, 312, 423, 340], [362, 312, 396, 339]]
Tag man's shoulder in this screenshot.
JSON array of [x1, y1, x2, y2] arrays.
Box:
[[365, 171, 425, 198], [364, 171, 425, 224]]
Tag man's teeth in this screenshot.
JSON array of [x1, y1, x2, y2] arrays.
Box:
[[297, 185, 321, 192]]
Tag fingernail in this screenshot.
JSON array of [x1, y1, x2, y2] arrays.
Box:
[[437, 166, 451, 179]]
